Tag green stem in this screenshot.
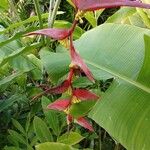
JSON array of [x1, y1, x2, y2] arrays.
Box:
[[98, 127, 102, 150], [48, 0, 55, 27], [49, 0, 61, 28], [33, 0, 44, 43], [33, 0, 43, 29]]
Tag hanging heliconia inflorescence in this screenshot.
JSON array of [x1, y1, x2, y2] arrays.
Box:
[[26, 0, 150, 131]]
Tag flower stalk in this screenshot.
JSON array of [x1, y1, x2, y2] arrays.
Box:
[[48, 0, 61, 28]]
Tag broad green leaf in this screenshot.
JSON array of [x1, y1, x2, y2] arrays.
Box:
[[57, 132, 84, 145], [77, 24, 150, 150], [137, 35, 150, 87], [33, 116, 53, 143], [41, 23, 150, 149], [70, 101, 96, 118], [42, 96, 60, 136], [8, 130, 26, 145], [39, 47, 70, 83], [35, 142, 77, 150], [12, 119, 26, 135]]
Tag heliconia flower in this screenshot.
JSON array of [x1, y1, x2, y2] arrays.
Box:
[[69, 43, 95, 82], [73, 88, 99, 101], [75, 117, 94, 132], [47, 98, 95, 131], [26, 28, 71, 40], [47, 99, 70, 111], [72, 0, 150, 11]]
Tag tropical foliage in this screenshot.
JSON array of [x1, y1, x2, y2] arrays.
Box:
[[0, 0, 150, 150]]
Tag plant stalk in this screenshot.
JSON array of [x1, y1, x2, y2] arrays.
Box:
[[33, 0, 44, 43], [98, 127, 102, 150], [33, 0, 43, 29], [48, 0, 55, 27], [49, 0, 61, 28]]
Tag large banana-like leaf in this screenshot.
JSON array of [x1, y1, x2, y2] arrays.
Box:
[[77, 24, 150, 150], [40, 23, 150, 149]]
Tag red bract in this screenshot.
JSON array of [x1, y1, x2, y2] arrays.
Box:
[[76, 117, 94, 132], [72, 0, 150, 11], [70, 43, 95, 82], [47, 99, 70, 111], [73, 89, 99, 101], [47, 80, 70, 94], [26, 28, 71, 40], [47, 99, 94, 131]]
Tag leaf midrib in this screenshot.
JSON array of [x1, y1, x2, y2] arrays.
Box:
[[85, 60, 150, 94]]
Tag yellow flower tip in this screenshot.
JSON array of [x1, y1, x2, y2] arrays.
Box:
[[69, 63, 78, 69], [64, 108, 70, 114], [69, 63, 74, 68], [79, 18, 84, 24], [72, 96, 81, 104], [67, 87, 72, 95], [59, 39, 69, 49], [75, 10, 85, 21]]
